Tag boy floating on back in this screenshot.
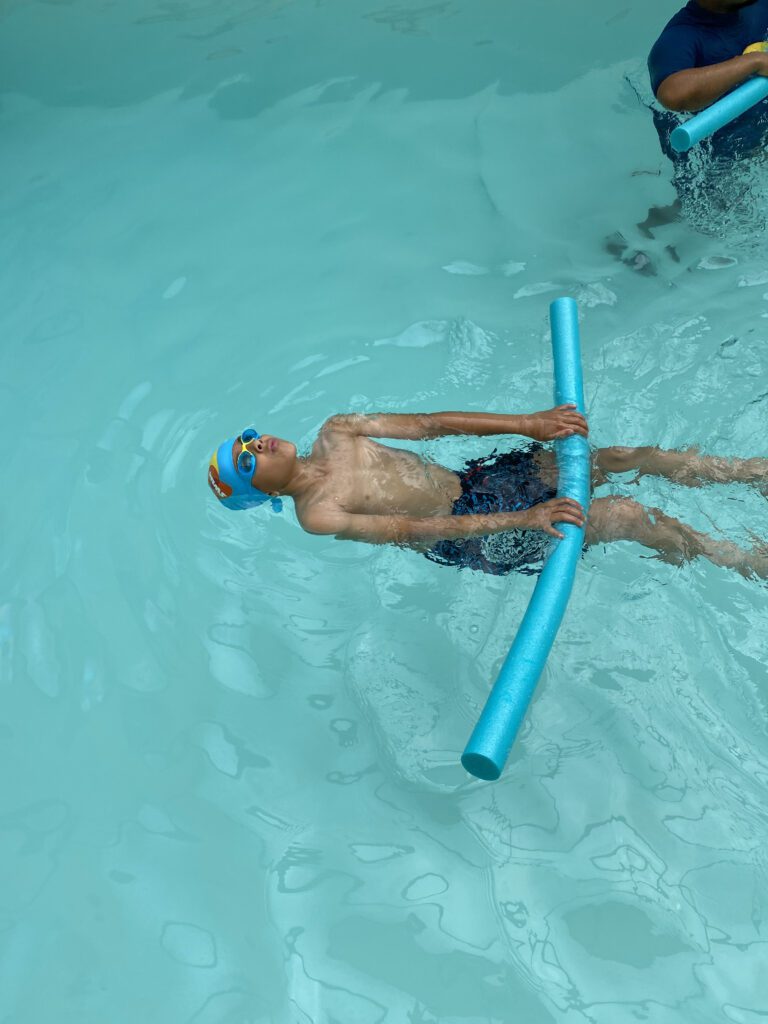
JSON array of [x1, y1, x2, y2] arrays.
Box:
[[208, 407, 768, 579]]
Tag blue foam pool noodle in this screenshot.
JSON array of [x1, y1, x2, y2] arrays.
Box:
[[461, 297, 589, 781], [670, 76, 768, 153]]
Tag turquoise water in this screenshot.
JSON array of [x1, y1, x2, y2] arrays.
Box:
[[2, 1, 768, 1021]]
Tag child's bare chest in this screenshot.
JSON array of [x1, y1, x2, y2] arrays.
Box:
[[312, 435, 460, 516]]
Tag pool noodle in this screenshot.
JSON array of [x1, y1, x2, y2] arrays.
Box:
[[670, 77, 768, 153], [461, 297, 589, 782]]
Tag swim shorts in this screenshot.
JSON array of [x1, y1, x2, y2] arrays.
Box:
[[424, 444, 556, 576]]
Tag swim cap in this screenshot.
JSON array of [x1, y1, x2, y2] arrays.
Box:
[[207, 431, 283, 512]]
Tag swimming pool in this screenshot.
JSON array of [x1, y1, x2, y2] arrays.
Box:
[[2, 1, 768, 1020]]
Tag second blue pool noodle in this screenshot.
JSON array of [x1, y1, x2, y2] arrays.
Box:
[[670, 76, 768, 153], [461, 297, 589, 781]]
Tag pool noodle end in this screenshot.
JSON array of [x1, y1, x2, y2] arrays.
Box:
[[669, 76, 768, 153]]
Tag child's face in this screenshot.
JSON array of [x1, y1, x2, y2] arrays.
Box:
[[233, 434, 297, 493]]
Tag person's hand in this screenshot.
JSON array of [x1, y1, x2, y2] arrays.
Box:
[[743, 45, 768, 76], [518, 497, 586, 539], [523, 404, 588, 442]]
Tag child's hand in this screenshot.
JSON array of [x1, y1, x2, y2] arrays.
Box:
[[525, 404, 588, 442], [519, 497, 586, 539]]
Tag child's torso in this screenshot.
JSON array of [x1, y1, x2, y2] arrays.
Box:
[[303, 432, 462, 518]]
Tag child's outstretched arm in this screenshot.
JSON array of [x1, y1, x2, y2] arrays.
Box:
[[322, 407, 587, 443], [298, 498, 585, 545]]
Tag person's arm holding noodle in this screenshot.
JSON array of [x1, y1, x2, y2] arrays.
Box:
[[321, 407, 588, 443], [657, 49, 768, 111], [298, 499, 586, 545]]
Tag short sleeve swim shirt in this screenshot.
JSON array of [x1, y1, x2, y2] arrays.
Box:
[[648, 0, 768, 97]]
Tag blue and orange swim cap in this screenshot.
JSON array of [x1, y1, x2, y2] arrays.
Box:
[[208, 430, 283, 512]]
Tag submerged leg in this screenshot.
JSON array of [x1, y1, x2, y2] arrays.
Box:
[[586, 496, 767, 579], [636, 199, 682, 238], [592, 446, 768, 490]]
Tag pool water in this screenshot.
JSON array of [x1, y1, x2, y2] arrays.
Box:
[[2, 1, 768, 1021]]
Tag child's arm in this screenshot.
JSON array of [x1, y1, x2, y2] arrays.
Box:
[[298, 497, 585, 545], [321, 407, 587, 443]]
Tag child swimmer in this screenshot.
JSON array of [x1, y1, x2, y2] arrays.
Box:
[[208, 407, 768, 579]]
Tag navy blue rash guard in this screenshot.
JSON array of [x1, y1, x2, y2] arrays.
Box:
[[648, 0, 768, 161]]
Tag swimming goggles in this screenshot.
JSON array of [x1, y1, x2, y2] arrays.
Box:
[[236, 428, 261, 477]]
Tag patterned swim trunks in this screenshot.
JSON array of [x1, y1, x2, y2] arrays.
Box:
[[424, 444, 557, 576]]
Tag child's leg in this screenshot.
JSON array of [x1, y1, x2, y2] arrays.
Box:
[[586, 496, 767, 579], [593, 446, 768, 489]]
